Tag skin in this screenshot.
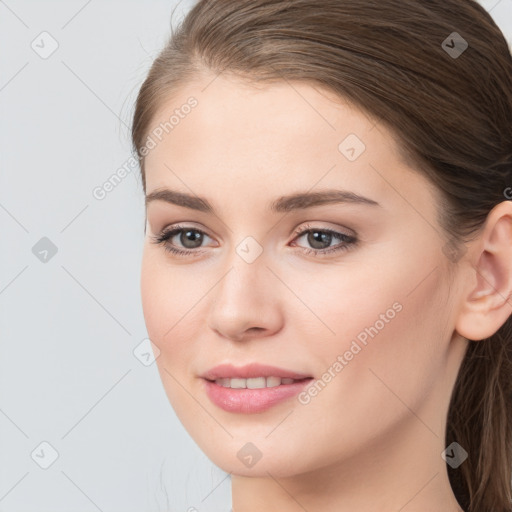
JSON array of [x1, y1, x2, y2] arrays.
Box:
[[140, 72, 512, 512]]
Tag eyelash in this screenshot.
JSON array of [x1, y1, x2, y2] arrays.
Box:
[[149, 223, 358, 258]]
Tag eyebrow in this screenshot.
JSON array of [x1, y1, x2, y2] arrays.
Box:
[[145, 188, 381, 213]]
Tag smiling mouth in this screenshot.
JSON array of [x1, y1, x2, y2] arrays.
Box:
[[206, 376, 313, 389]]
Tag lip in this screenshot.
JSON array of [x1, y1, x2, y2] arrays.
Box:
[[199, 363, 314, 414], [202, 378, 313, 414], [200, 363, 313, 381]]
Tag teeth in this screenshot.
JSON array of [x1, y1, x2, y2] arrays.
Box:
[[266, 376, 282, 387], [230, 378, 246, 389], [214, 376, 300, 388]]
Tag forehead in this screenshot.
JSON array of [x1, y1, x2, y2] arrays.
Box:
[[145, 75, 377, 165], [142, 74, 437, 219]]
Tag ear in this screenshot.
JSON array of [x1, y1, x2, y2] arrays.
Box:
[[455, 200, 512, 341]]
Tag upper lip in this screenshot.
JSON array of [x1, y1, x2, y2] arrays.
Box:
[[200, 363, 313, 381]]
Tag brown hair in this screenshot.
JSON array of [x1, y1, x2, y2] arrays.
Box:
[[131, 1, 512, 510]]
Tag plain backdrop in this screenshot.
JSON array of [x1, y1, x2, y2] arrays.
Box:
[[1, 1, 511, 511]]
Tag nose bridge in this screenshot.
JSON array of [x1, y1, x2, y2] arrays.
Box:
[[207, 236, 283, 339], [215, 238, 268, 308]]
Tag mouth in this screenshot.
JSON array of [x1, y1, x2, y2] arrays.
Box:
[[205, 376, 313, 389], [200, 364, 314, 413], [200, 362, 313, 382], [199, 363, 314, 413]]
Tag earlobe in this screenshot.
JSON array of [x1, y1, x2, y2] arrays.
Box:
[[455, 201, 512, 341]]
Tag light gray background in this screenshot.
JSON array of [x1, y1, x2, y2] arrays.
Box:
[[1, 1, 511, 511]]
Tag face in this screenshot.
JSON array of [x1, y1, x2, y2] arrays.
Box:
[[140, 73, 466, 478]]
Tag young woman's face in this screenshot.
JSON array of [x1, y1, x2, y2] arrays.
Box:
[[140, 74, 468, 478]]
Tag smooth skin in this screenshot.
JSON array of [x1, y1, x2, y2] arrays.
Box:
[[140, 72, 512, 512]]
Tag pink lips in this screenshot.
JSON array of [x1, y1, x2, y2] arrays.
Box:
[[200, 363, 314, 414]]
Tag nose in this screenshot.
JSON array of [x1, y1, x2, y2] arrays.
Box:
[[206, 250, 284, 342]]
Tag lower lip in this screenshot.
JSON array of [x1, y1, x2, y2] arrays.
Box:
[[202, 378, 313, 413]]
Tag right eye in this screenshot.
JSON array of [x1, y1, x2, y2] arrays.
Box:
[[150, 225, 215, 256]]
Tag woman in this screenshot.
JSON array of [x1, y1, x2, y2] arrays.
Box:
[[131, 1, 512, 510]]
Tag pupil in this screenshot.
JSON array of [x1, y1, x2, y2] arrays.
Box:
[[181, 230, 202, 248], [308, 231, 331, 249]]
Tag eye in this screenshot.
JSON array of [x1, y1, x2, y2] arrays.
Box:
[[290, 223, 357, 257], [149, 224, 214, 256], [150, 222, 358, 258]]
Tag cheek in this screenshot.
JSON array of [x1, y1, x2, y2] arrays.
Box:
[[312, 236, 450, 363], [140, 247, 196, 335], [140, 250, 203, 410], [300, 254, 451, 441], [140, 255, 168, 341], [140, 249, 196, 359]]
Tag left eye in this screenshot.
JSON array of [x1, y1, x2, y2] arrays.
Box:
[[294, 228, 348, 250], [291, 225, 357, 256], [150, 224, 358, 257]]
